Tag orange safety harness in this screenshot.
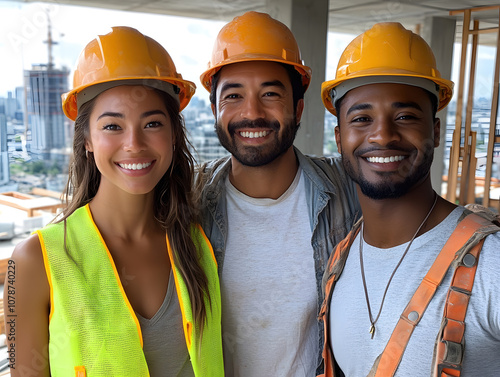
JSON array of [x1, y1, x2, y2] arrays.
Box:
[[318, 210, 500, 377]]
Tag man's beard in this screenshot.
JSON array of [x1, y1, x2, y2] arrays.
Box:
[[342, 147, 434, 200], [215, 118, 299, 167]]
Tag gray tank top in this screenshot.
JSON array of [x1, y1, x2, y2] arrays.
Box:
[[136, 271, 195, 377]]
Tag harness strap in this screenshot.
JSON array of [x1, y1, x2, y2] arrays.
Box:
[[432, 237, 483, 377], [370, 213, 489, 377]]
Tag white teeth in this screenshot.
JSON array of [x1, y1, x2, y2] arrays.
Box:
[[239, 130, 270, 138], [366, 156, 405, 163], [119, 162, 152, 170]]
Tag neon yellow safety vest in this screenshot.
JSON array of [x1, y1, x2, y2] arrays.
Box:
[[38, 204, 224, 377]]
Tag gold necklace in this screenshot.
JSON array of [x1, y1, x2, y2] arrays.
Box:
[[359, 193, 438, 339]]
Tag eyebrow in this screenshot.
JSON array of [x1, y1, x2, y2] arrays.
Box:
[[141, 110, 167, 119], [346, 103, 372, 116], [262, 80, 286, 89], [97, 109, 167, 121], [219, 80, 286, 94], [345, 101, 423, 116], [220, 82, 243, 94], [97, 112, 123, 121], [393, 101, 423, 111]]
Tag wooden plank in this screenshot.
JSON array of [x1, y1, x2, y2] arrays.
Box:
[[483, 10, 500, 208], [459, 20, 479, 205], [469, 27, 499, 35], [0, 192, 63, 217], [30, 188, 64, 200], [450, 5, 500, 15], [447, 9, 471, 202]]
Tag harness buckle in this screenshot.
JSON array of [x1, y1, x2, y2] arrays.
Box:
[[437, 339, 464, 376]]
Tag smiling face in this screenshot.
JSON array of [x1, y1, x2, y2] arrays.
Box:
[[86, 85, 174, 196], [213, 61, 304, 167], [335, 83, 440, 200]]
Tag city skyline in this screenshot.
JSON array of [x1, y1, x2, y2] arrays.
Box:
[[0, 1, 226, 104], [2, 2, 498, 106], [0, 1, 361, 106]]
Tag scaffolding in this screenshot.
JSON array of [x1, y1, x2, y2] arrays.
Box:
[[447, 5, 500, 211]]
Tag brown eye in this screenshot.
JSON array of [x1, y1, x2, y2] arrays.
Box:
[[103, 124, 121, 131], [145, 121, 162, 128]]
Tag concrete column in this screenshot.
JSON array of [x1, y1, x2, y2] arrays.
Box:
[[421, 17, 456, 196], [267, 0, 329, 156]]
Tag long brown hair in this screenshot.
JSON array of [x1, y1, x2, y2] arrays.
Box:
[[60, 87, 210, 328]]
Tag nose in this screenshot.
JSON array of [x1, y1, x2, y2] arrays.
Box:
[[240, 95, 266, 120], [367, 118, 401, 146], [124, 127, 147, 153]]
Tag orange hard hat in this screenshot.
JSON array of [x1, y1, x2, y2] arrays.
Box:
[[62, 26, 196, 120], [200, 11, 311, 92], [321, 22, 454, 115]]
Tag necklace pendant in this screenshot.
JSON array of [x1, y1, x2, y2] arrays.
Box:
[[369, 324, 375, 339]]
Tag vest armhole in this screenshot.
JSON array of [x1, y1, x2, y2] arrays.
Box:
[[195, 223, 217, 267], [36, 229, 55, 322], [165, 233, 192, 349]]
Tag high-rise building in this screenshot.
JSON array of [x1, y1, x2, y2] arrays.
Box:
[[0, 113, 9, 186], [24, 64, 70, 160], [14, 86, 25, 122]]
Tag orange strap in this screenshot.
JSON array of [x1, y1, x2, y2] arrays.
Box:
[[372, 213, 490, 377], [432, 238, 483, 377]]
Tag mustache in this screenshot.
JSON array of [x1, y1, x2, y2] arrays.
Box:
[[228, 118, 280, 134], [354, 144, 413, 157]]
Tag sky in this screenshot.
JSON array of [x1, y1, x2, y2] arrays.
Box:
[[0, 1, 225, 104], [0, 1, 356, 107], [0, 1, 496, 106]]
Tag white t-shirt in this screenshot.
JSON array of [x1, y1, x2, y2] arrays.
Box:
[[222, 168, 318, 377], [329, 207, 500, 376]]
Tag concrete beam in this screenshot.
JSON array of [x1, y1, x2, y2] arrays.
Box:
[[268, 0, 329, 156], [422, 17, 456, 196]]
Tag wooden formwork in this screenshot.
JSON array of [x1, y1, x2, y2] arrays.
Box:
[[447, 5, 500, 210]]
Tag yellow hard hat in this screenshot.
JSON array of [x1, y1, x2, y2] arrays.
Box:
[[321, 22, 454, 115], [62, 26, 196, 121], [200, 11, 312, 92]]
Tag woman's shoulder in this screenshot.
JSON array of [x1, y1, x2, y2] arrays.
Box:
[[11, 233, 43, 264], [9, 233, 49, 299]]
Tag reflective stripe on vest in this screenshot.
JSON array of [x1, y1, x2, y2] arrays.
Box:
[[167, 223, 224, 376]]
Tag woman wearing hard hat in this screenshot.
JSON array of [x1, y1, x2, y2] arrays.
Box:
[[6, 27, 223, 377]]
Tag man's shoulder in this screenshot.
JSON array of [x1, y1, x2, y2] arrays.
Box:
[[196, 155, 231, 174], [195, 156, 231, 186], [296, 150, 350, 187], [296, 149, 343, 174], [464, 204, 500, 227], [449, 205, 500, 256]]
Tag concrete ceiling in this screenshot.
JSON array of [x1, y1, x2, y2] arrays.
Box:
[[11, 0, 500, 45]]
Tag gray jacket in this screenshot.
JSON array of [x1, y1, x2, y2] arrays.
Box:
[[195, 147, 361, 371]]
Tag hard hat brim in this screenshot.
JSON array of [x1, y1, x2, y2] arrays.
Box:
[[321, 71, 454, 116], [62, 77, 196, 121], [200, 56, 312, 92]]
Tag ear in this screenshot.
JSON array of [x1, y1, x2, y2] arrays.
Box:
[[334, 125, 342, 154], [295, 99, 304, 123], [85, 140, 93, 152], [211, 103, 216, 117], [433, 117, 440, 148]]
